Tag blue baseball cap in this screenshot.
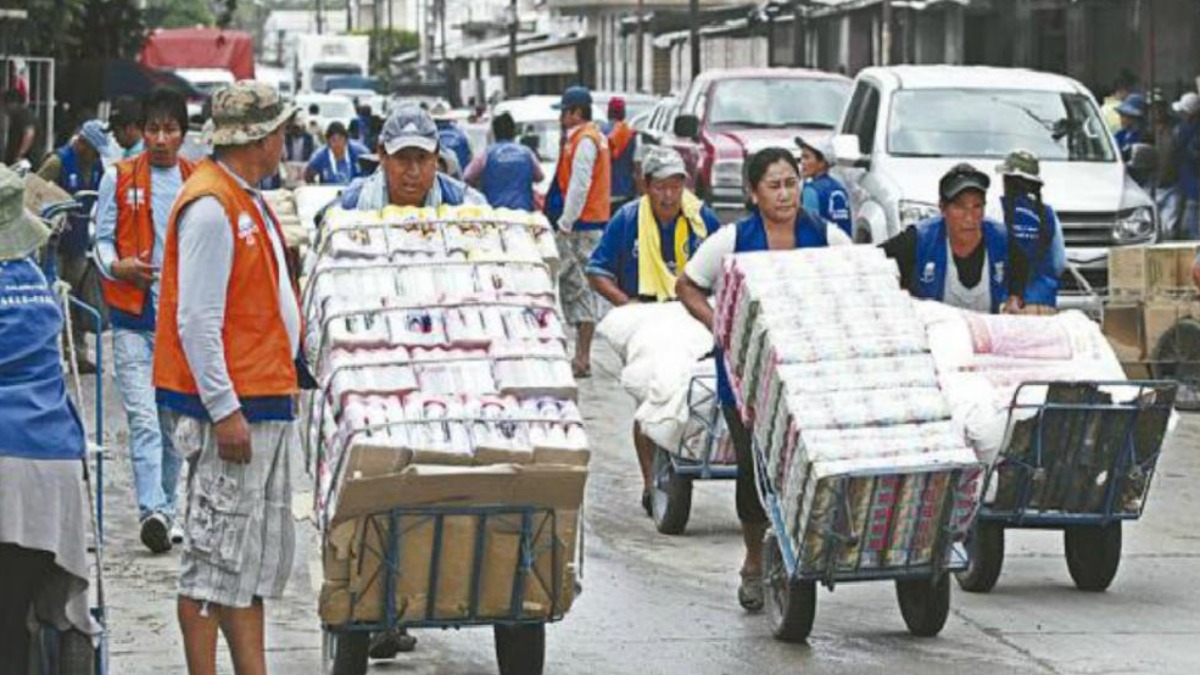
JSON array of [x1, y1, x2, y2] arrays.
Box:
[[1116, 93, 1146, 118], [552, 86, 593, 111]]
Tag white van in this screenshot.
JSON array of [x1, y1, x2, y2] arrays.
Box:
[[831, 65, 1157, 296]]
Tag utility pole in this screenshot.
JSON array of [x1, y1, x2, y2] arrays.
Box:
[[507, 0, 518, 98], [316, 0, 324, 35], [881, 0, 892, 66], [439, 0, 447, 64], [792, 1, 806, 67], [689, 0, 700, 80], [635, 0, 644, 91]]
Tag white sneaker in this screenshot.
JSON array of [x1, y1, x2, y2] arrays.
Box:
[[169, 521, 185, 546]]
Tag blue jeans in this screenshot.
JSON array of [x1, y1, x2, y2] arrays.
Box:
[[113, 328, 181, 521], [1156, 186, 1182, 239]]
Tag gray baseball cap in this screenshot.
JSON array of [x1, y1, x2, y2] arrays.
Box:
[[641, 146, 687, 180], [380, 103, 439, 155]]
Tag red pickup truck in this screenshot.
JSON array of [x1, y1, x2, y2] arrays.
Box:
[[665, 68, 851, 218]]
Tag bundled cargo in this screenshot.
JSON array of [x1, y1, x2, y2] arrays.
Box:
[[304, 205, 585, 625], [714, 247, 982, 576]]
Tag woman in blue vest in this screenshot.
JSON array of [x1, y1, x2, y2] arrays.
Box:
[[676, 147, 852, 613], [0, 166, 97, 670], [881, 163, 1020, 314], [796, 134, 853, 238], [463, 112, 544, 211], [304, 121, 366, 185], [997, 150, 1066, 314]]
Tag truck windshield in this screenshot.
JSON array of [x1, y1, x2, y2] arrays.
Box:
[[887, 88, 1116, 161], [708, 78, 850, 129]]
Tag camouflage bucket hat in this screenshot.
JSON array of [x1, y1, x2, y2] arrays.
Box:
[[208, 81, 298, 147], [0, 165, 51, 261], [996, 149, 1042, 185]]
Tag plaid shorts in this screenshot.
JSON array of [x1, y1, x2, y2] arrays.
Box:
[[167, 413, 296, 608], [556, 230, 603, 326]]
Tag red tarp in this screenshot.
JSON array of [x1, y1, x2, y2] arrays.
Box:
[[138, 28, 256, 81]]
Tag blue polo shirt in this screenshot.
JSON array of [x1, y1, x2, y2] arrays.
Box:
[[586, 198, 720, 299]]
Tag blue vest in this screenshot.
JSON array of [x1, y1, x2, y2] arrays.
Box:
[[590, 199, 715, 298], [716, 210, 829, 408], [54, 145, 102, 256], [912, 216, 1008, 313], [603, 122, 638, 199], [437, 173, 469, 206], [310, 145, 363, 185], [806, 173, 852, 237], [0, 258, 86, 461], [438, 124, 473, 170], [480, 141, 536, 211], [1001, 195, 1063, 307]]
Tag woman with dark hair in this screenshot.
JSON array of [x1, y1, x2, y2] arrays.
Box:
[[676, 146, 851, 612]]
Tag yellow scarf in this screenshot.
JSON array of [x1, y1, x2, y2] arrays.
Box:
[[637, 191, 708, 301]]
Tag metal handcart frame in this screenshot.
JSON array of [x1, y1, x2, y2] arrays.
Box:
[[957, 380, 1176, 594], [752, 437, 970, 643], [307, 214, 580, 675], [650, 373, 737, 535]]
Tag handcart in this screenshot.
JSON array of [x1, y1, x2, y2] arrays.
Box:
[[753, 439, 971, 643], [650, 373, 737, 535], [33, 199, 109, 675], [320, 504, 574, 675], [956, 380, 1176, 594]]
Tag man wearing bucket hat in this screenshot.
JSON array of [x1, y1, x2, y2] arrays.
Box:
[[796, 134, 852, 237], [997, 150, 1066, 314], [151, 81, 307, 675], [0, 164, 99, 673], [882, 163, 1020, 314], [340, 101, 486, 211], [37, 118, 112, 374], [586, 145, 719, 514]]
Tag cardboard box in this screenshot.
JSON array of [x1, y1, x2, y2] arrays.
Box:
[[23, 173, 71, 214], [319, 508, 580, 625], [1110, 243, 1200, 297], [1101, 302, 1146, 363]]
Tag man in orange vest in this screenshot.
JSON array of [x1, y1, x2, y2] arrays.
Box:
[[95, 88, 193, 554], [153, 81, 304, 675], [547, 85, 612, 378], [602, 96, 638, 209]]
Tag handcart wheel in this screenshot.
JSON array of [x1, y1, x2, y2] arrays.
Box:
[[651, 446, 693, 535], [54, 629, 96, 675], [322, 628, 369, 675], [763, 532, 816, 643], [895, 574, 951, 637], [494, 623, 546, 675], [1151, 318, 1200, 411], [955, 521, 1005, 593], [1064, 522, 1122, 592]]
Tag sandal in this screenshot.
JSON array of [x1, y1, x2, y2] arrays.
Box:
[[572, 361, 592, 379], [738, 569, 765, 613]]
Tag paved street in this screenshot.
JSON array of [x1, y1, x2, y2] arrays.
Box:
[[91, 342, 1200, 674]]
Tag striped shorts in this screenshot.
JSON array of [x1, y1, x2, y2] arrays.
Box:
[[168, 413, 296, 608]]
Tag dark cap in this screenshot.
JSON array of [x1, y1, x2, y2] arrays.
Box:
[[553, 86, 592, 110], [939, 163, 990, 202]]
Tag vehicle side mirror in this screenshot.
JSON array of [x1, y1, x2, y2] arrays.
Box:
[[832, 134, 869, 169], [673, 114, 700, 140], [1128, 143, 1158, 174]]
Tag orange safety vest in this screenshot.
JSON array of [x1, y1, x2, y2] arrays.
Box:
[[607, 121, 635, 160], [555, 123, 612, 226], [99, 154, 194, 317], [153, 159, 300, 410]]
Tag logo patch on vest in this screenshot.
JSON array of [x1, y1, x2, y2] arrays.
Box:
[[236, 213, 257, 246], [920, 261, 936, 284], [126, 187, 145, 207], [993, 260, 1005, 284]]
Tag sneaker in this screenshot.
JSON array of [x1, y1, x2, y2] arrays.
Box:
[[140, 513, 172, 554], [368, 629, 417, 659], [169, 521, 185, 545], [737, 570, 765, 613]]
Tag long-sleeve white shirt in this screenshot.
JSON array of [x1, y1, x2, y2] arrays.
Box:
[[559, 124, 599, 232]]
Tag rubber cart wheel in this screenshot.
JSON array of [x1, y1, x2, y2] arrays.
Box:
[[1151, 317, 1200, 411], [763, 532, 817, 643], [651, 446, 693, 535], [322, 629, 369, 675], [1064, 522, 1122, 592], [895, 575, 951, 637], [55, 629, 95, 675], [494, 623, 546, 675], [956, 521, 1005, 593]]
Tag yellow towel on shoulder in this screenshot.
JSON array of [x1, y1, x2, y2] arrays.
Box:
[[637, 191, 708, 301]]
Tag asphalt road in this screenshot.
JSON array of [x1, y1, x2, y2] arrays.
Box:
[[90, 341, 1200, 674]]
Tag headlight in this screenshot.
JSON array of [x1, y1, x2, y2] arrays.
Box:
[[898, 200, 939, 229], [712, 159, 744, 189], [1114, 206, 1155, 242]]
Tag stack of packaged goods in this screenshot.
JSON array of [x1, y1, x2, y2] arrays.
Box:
[[306, 205, 584, 625], [715, 247, 982, 576]]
